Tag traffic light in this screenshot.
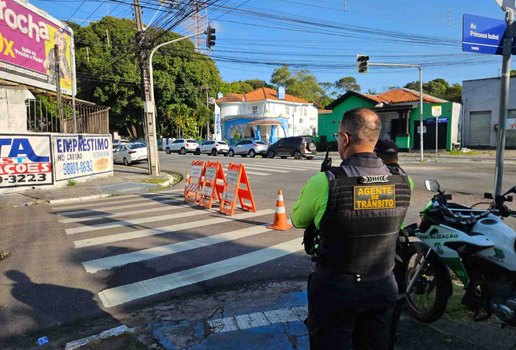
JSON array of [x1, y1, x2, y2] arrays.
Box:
[[357, 55, 369, 73], [206, 26, 216, 50]]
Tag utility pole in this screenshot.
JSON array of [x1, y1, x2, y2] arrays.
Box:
[[134, 0, 160, 175], [494, 3, 514, 204], [205, 86, 211, 139], [54, 45, 64, 123]]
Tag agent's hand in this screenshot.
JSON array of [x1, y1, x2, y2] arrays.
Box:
[[320, 156, 332, 172]]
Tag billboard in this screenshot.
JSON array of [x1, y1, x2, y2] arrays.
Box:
[[52, 134, 113, 181], [0, 0, 74, 95], [0, 134, 54, 188]]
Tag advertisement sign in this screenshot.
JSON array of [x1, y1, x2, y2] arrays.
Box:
[[0, 0, 74, 95], [0, 134, 53, 188], [52, 134, 112, 181]]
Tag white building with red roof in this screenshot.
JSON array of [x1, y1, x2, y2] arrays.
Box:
[[215, 87, 318, 143]]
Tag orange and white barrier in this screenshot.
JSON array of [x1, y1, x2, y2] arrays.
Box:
[[199, 161, 226, 209], [220, 163, 256, 216], [185, 160, 206, 203]]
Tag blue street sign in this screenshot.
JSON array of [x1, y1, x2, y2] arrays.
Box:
[[462, 14, 515, 55]]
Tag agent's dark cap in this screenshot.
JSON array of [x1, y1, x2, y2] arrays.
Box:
[[375, 139, 398, 155]]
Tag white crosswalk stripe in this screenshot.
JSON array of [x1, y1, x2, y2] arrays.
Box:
[[52, 191, 184, 212], [59, 202, 191, 224], [98, 237, 303, 308], [55, 193, 300, 308], [73, 209, 274, 247], [65, 207, 215, 235], [81, 225, 272, 273]]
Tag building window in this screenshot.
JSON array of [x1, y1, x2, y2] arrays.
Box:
[[286, 106, 290, 115], [252, 106, 258, 114], [303, 108, 307, 116], [299, 118, 304, 124]]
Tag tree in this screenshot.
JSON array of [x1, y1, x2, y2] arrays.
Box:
[[335, 77, 360, 93], [403, 78, 461, 102], [73, 16, 222, 139], [270, 65, 293, 87], [270, 65, 329, 107]]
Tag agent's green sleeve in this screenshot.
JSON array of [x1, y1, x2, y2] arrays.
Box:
[[291, 172, 329, 230]]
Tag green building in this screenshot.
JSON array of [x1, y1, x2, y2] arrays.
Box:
[[320, 88, 461, 151]]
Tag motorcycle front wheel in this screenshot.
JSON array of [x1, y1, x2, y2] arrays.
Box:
[[404, 242, 450, 323]]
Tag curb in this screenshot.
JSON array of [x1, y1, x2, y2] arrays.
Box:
[[48, 194, 112, 205], [64, 325, 132, 350]]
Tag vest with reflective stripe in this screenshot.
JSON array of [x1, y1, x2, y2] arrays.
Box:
[[317, 167, 411, 276]]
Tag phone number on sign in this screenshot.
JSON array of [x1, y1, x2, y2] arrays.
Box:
[[63, 160, 94, 176], [0, 174, 48, 185]]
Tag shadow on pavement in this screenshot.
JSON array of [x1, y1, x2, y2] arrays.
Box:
[[1, 270, 119, 348]]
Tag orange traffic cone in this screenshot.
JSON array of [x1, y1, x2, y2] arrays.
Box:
[[184, 173, 190, 197], [268, 189, 293, 231]]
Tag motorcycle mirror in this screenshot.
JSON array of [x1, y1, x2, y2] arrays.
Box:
[[484, 192, 493, 199], [425, 179, 440, 192]]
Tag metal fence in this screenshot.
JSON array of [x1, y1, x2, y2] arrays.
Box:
[[26, 94, 110, 134]]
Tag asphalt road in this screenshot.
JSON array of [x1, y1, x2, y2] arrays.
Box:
[[1, 152, 515, 348]]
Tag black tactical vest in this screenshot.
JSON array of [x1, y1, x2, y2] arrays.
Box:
[[316, 166, 411, 276]]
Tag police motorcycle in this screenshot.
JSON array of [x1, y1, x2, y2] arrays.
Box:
[[399, 179, 516, 326]]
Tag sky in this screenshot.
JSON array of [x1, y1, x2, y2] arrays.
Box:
[[30, 0, 507, 94]]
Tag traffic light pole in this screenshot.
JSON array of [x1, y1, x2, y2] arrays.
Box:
[[367, 62, 424, 162], [148, 30, 206, 154]]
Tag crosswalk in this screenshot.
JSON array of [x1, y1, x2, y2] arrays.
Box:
[[51, 190, 303, 308], [178, 156, 321, 177]]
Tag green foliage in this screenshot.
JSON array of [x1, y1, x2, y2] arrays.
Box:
[[403, 78, 462, 103], [270, 65, 329, 107], [72, 16, 222, 139], [335, 77, 360, 93]]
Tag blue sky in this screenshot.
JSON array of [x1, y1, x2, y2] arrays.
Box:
[[32, 0, 506, 93]]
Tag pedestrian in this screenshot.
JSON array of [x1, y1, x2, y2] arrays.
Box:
[[375, 139, 414, 349], [292, 108, 412, 350], [0, 251, 11, 261]]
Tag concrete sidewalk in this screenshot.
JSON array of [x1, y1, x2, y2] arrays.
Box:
[[1, 165, 181, 208]]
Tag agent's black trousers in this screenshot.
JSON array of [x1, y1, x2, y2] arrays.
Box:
[[306, 271, 398, 350]]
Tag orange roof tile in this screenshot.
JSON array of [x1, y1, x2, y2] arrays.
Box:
[[216, 93, 244, 103], [363, 94, 388, 104], [216, 87, 310, 104], [376, 88, 445, 104]]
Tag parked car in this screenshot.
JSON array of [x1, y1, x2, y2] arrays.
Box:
[[266, 136, 316, 159], [228, 140, 268, 158], [164, 138, 199, 155], [113, 142, 148, 166], [195, 140, 230, 156], [112, 139, 129, 149]]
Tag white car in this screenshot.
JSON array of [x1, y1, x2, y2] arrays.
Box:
[[228, 140, 268, 158], [112, 139, 129, 149], [195, 140, 230, 156], [113, 142, 148, 166], [164, 138, 199, 155]]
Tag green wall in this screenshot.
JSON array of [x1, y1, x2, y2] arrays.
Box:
[[408, 102, 454, 150], [318, 96, 375, 139]]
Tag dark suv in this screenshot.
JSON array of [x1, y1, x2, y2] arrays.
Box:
[[266, 136, 316, 159]]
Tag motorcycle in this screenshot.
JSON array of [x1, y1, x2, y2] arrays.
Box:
[[399, 179, 516, 326]]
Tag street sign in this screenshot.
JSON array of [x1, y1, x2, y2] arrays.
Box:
[[431, 105, 442, 117], [494, 0, 516, 11], [462, 14, 510, 55]]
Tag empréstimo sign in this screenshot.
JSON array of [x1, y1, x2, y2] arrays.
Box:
[[353, 185, 396, 210]]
